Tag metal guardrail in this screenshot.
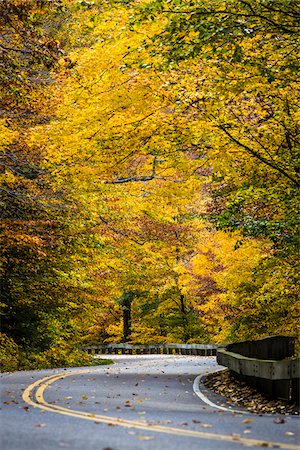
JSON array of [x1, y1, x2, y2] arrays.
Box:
[[82, 343, 218, 356], [217, 337, 300, 402], [226, 336, 295, 360]]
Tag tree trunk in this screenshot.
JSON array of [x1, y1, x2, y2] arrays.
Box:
[[180, 293, 190, 341], [119, 292, 134, 343], [122, 298, 132, 343]]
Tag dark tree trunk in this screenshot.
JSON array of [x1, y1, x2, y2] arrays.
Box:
[[180, 293, 190, 341], [122, 298, 132, 343], [119, 292, 134, 343], [180, 294, 186, 315]]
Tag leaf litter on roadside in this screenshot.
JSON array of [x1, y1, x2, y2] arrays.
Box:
[[204, 370, 299, 415]]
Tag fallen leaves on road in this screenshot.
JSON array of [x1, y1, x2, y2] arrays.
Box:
[[273, 417, 286, 424], [241, 418, 255, 424], [190, 420, 213, 429], [231, 433, 240, 440], [138, 436, 155, 441], [146, 419, 173, 426]]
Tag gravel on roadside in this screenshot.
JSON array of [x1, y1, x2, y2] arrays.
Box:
[[203, 369, 300, 415]]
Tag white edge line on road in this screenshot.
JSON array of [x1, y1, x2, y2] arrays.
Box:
[[193, 374, 247, 414]]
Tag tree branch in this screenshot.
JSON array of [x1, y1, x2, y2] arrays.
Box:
[[216, 123, 300, 186], [161, 5, 298, 33], [104, 156, 157, 184]]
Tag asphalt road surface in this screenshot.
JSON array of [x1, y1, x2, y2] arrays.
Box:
[[1, 355, 299, 450]]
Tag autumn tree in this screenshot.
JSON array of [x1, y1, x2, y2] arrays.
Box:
[[36, 3, 217, 343], [2, 0, 298, 371], [0, 0, 106, 369], [128, 0, 300, 340], [37, 0, 299, 345]]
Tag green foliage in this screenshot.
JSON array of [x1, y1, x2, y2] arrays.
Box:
[[236, 255, 298, 338], [0, 334, 20, 372], [0, 333, 112, 372], [133, 0, 299, 65]]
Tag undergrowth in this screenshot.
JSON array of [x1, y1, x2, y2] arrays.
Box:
[[0, 334, 112, 372]]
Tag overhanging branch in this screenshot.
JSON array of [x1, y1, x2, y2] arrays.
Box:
[[104, 156, 157, 184], [216, 124, 300, 187]]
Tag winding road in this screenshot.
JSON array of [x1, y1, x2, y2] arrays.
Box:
[[1, 355, 299, 450]]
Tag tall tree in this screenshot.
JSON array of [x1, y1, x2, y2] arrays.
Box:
[[128, 0, 300, 340], [0, 1, 102, 367]]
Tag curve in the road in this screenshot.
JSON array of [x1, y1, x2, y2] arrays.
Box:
[[193, 374, 246, 414], [22, 369, 300, 450]]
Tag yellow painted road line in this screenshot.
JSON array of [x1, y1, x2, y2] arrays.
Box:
[[22, 371, 300, 450]]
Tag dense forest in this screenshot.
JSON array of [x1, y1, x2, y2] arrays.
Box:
[[0, 0, 299, 371]]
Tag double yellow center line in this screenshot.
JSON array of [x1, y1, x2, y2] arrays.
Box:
[[22, 370, 300, 449]]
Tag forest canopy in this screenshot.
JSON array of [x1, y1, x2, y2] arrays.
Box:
[[0, 0, 299, 370]]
